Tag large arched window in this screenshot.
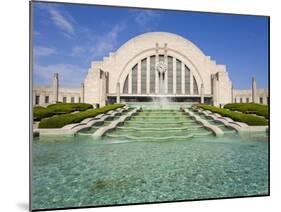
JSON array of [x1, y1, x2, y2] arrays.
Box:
[[122, 55, 200, 95]]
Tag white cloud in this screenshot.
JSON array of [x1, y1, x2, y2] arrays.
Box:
[[34, 46, 56, 57], [48, 8, 74, 37], [133, 10, 161, 30], [70, 46, 85, 57], [90, 23, 126, 59], [39, 4, 75, 38], [34, 63, 87, 87]]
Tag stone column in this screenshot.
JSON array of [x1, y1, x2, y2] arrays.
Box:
[[231, 85, 234, 103], [181, 62, 185, 94], [52, 73, 59, 103], [128, 71, 132, 94], [116, 82, 120, 104], [155, 43, 159, 94], [173, 57, 177, 94], [137, 62, 141, 94], [164, 43, 168, 94], [146, 56, 150, 94], [252, 77, 257, 103], [99, 70, 107, 106], [212, 74, 219, 106], [81, 82, 85, 103], [200, 83, 204, 104]]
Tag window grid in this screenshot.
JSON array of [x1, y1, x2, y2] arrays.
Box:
[[176, 59, 182, 93], [132, 64, 138, 94], [125, 55, 201, 96], [193, 76, 199, 94], [150, 56, 156, 94], [141, 59, 147, 94], [185, 65, 190, 94], [168, 56, 173, 94]]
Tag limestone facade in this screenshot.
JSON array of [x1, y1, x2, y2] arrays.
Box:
[[33, 85, 83, 107]]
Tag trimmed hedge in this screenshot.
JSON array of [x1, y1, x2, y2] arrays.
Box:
[[224, 103, 268, 119], [197, 104, 268, 126], [38, 104, 125, 128], [46, 103, 93, 113], [34, 106, 53, 121], [33, 103, 93, 121]]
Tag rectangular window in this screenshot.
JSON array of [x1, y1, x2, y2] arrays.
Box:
[[45, 96, 49, 103], [79, 97, 81, 103], [185, 65, 190, 94], [234, 98, 237, 103], [176, 59, 182, 94], [260, 97, 263, 104], [35, 95, 40, 105], [246, 98, 249, 103], [168, 56, 173, 94], [240, 98, 243, 103], [71, 97, 75, 103], [141, 58, 147, 94], [132, 64, 138, 94], [63, 97, 67, 103], [150, 56, 156, 94]]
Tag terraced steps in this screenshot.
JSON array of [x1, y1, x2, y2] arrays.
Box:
[[105, 109, 215, 141]]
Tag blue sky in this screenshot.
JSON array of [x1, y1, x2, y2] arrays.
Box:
[[32, 2, 269, 89]]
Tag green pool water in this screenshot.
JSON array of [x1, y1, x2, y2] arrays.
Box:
[[32, 108, 269, 210]]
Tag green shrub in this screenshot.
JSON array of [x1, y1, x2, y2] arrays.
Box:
[[197, 104, 268, 126], [224, 103, 268, 119], [33, 106, 53, 121], [33, 103, 93, 121], [46, 103, 93, 114], [38, 104, 125, 128]]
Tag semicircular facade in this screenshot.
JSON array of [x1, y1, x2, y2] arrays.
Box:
[[84, 32, 232, 106]]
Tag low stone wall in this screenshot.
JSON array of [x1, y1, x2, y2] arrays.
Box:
[[33, 106, 129, 136], [92, 107, 140, 139], [183, 108, 224, 136], [196, 108, 268, 133]]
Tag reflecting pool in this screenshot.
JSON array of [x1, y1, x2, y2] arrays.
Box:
[[32, 108, 268, 210]]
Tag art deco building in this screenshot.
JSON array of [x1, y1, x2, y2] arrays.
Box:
[[33, 32, 268, 106]]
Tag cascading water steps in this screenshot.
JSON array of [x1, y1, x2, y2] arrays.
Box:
[[104, 108, 215, 142], [77, 106, 238, 140], [191, 109, 236, 134], [78, 110, 131, 135]]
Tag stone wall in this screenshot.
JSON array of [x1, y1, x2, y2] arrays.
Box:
[[33, 86, 83, 106], [233, 88, 269, 105]]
